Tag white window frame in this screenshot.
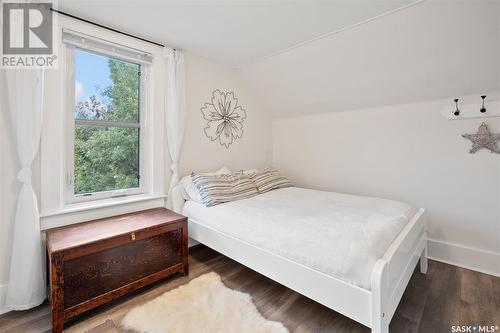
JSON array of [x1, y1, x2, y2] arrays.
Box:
[[63, 41, 152, 204]]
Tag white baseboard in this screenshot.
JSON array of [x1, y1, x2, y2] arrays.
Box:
[[427, 238, 500, 277], [0, 284, 9, 315], [189, 238, 200, 247]]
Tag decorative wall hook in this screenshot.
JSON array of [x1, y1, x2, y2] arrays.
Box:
[[480, 95, 487, 113], [453, 98, 460, 116], [443, 98, 499, 120]]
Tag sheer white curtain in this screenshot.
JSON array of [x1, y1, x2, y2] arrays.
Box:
[[2, 69, 46, 310], [164, 48, 186, 208]]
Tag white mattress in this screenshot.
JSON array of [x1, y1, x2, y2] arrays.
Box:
[[183, 187, 417, 290]]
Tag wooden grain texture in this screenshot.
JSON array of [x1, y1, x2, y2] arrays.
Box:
[[64, 264, 184, 320], [45, 208, 188, 333], [1, 245, 498, 333], [63, 230, 183, 308], [50, 252, 64, 333], [46, 208, 186, 253]]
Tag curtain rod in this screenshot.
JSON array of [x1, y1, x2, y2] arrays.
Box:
[[50, 8, 174, 50]]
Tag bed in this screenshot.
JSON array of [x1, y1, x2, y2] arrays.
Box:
[[172, 185, 427, 333]]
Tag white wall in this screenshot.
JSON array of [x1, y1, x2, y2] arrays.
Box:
[[272, 95, 500, 276], [237, 0, 500, 276], [0, 38, 271, 314], [180, 52, 272, 175], [1, 0, 497, 315]]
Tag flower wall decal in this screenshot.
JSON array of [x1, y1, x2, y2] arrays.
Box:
[[201, 90, 247, 148]]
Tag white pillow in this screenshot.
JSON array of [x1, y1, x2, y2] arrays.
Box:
[[180, 166, 232, 203]]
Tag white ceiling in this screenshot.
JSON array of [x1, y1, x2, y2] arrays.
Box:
[[59, 1, 499, 117], [59, 0, 414, 68]]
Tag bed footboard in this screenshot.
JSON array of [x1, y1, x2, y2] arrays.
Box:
[[371, 208, 426, 333]]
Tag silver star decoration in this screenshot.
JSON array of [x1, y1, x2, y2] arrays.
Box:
[[462, 122, 500, 154]]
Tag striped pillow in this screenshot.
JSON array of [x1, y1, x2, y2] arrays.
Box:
[[250, 168, 293, 194], [191, 173, 259, 207]]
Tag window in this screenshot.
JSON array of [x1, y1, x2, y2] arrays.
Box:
[[40, 26, 166, 227], [64, 35, 151, 203]]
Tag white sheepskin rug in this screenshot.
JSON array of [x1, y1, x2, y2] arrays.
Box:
[[122, 272, 288, 333]]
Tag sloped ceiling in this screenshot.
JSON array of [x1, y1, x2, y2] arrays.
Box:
[[58, 0, 413, 68], [59, 1, 499, 118], [240, 1, 500, 117]]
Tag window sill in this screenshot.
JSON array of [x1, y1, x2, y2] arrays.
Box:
[[40, 194, 167, 230]]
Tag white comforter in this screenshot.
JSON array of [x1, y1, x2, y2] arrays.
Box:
[[183, 187, 417, 290]]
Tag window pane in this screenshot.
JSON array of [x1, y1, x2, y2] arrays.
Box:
[[74, 49, 140, 123], [74, 125, 140, 194]]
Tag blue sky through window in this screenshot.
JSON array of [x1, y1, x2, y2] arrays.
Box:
[[75, 49, 113, 104]]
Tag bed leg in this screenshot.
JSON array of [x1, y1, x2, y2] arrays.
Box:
[[420, 242, 428, 274]]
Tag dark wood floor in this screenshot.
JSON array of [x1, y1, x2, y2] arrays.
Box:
[[0, 245, 498, 333]]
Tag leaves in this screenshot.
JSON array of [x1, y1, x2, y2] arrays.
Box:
[[74, 58, 141, 194]]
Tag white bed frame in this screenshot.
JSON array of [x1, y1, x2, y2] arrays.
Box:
[[187, 208, 427, 333]]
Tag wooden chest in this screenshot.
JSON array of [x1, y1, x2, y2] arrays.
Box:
[[46, 208, 188, 333]]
